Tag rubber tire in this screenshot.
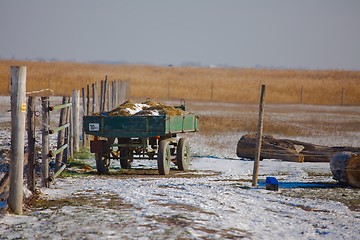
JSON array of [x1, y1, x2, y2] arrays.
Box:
[[95, 152, 110, 175], [120, 147, 132, 169], [176, 138, 190, 171], [157, 140, 171, 175]]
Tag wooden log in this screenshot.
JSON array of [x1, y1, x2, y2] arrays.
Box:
[[237, 133, 305, 162], [237, 133, 360, 162], [330, 152, 360, 188]]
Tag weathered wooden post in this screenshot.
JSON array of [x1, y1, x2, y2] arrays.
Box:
[[118, 80, 123, 103], [81, 88, 86, 146], [27, 96, 36, 192], [86, 85, 90, 115], [65, 98, 72, 160], [99, 80, 104, 112], [111, 81, 116, 108], [101, 76, 107, 112], [92, 82, 98, 114], [9, 66, 27, 214], [41, 96, 50, 188], [72, 90, 80, 152], [119, 80, 128, 103], [82, 87, 86, 115], [252, 84, 266, 187], [106, 81, 111, 111], [114, 80, 118, 107]]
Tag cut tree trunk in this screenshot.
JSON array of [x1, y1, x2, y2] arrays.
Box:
[[237, 133, 360, 162], [330, 152, 360, 188]]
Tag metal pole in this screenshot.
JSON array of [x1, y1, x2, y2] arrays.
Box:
[[9, 66, 27, 214], [252, 84, 266, 187]]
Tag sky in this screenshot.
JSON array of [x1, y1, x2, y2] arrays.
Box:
[[0, 0, 359, 70]]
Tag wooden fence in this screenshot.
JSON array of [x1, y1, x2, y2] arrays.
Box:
[[1, 67, 130, 214]]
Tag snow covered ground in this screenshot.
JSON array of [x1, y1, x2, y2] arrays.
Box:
[[0, 98, 359, 239], [1, 158, 359, 239]]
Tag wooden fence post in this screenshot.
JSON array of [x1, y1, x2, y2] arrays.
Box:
[[86, 85, 90, 115], [100, 80, 104, 112], [119, 80, 128, 103], [118, 81, 123, 103], [27, 96, 36, 192], [9, 66, 27, 214], [65, 98, 72, 161], [101, 76, 107, 112], [81, 88, 86, 147], [82, 87, 86, 114], [55, 97, 68, 171], [112, 81, 117, 108], [92, 82, 98, 114], [72, 90, 80, 152], [41, 97, 50, 188], [106, 80, 111, 111], [252, 84, 266, 187]]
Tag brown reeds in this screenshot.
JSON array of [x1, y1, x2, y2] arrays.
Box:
[[0, 60, 359, 105]]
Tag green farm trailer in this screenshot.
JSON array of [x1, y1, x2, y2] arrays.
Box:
[[83, 108, 198, 175]]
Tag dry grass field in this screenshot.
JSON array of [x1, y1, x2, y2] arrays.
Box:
[[0, 60, 360, 105]]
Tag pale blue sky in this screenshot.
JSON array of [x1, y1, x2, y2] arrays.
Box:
[[1, 0, 359, 70]]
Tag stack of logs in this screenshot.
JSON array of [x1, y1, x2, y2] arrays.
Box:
[[237, 133, 360, 188]]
